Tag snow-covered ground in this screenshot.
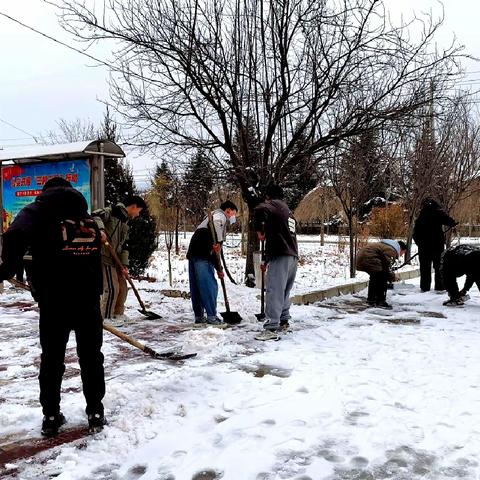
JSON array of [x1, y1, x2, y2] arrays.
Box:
[[2, 237, 480, 479]]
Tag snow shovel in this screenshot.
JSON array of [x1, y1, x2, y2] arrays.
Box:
[[208, 213, 242, 324], [255, 237, 266, 321], [104, 241, 162, 320], [6, 278, 192, 360]]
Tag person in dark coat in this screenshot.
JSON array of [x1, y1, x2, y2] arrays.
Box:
[[254, 185, 298, 337], [413, 198, 456, 292], [440, 244, 480, 306], [356, 240, 407, 308], [0, 177, 106, 436]]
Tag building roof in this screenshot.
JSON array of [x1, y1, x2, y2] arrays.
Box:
[[0, 140, 125, 163]]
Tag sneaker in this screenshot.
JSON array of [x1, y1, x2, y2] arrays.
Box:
[[255, 330, 280, 341], [41, 412, 66, 437], [88, 413, 107, 434], [375, 301, 392, 310], [194, 316, 207, 325], [206, 317, 224, 325], [114, 314, 134, 325], [443, 298, 464, 307]]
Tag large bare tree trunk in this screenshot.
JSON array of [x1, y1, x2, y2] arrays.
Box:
[[348, 217, 356, 278], [245, 207, 259, 280]]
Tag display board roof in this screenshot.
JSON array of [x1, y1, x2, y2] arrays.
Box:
[[0, 140, 125, 163]]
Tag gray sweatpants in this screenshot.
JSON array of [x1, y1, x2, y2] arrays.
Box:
[[264, 255, 298, 331]]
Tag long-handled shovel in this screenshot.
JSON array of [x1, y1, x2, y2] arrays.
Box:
[[255, 236, 266, 321], [7, 278, 194, 360], [208, 213, 242, 324], [104, 241, 162, 320]]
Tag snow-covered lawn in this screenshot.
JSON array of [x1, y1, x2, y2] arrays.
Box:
[[1, 238, 480, 479]]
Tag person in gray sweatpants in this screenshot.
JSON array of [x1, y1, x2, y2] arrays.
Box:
[[254, 185, 298, 333]]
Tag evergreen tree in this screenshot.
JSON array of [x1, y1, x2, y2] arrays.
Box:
[[99, 108, 158, 276], [182, 148, 214, 225], [127, 213, 158, 277], [99, 107, 138, 206]]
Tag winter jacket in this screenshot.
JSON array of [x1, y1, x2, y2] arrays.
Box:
[[187, 209, 228, 264], [413, 201, 456, 252], [254, 199, 298, 261], [441, 244, 480, 292], [93, 204, 130, 267], [0, 186, 103, 301], [356, 241, 399, 279]]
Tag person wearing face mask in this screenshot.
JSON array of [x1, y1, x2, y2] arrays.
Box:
[[254, 185, 298, 339], [187, 200, 238, 325]]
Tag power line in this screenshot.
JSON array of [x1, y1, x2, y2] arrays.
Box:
[[0, 117, 38, 142], [0, 136, 32, 141], [0, 10, 114, 72]]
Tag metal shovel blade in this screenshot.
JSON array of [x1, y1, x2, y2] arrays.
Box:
[[255, 312, 266, 321], [220, 311, 243, 324], [138, 309, 162, 320]]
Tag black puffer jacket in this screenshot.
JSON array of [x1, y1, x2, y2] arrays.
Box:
[[0, 186, 103, 301], [441, 244, 480, 291], [413, 200, 456, 252]]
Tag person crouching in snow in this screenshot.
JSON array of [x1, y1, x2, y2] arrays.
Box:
[[356, 240, 407, 309], [440, 244, 480, 306]]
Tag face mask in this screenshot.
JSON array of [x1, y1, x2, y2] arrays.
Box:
[[229, 216, 237, 225]]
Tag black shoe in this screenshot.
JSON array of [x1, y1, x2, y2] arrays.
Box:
[[367, 300, 376, 307], [443, 298, 464, 307], [88, 413, 107, 434], [375, 301, 392, 310], [41, 412, 66, 437], [280, 321, 290, 331]]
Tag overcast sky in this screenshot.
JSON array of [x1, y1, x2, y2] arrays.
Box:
[[0, 0, 479, 182]]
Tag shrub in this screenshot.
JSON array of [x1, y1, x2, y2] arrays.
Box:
[[368, 204, 407, 238]]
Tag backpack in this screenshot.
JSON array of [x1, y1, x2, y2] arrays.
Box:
[[59, 218, 101, 260]]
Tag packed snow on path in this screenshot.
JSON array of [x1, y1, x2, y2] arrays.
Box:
[[2, 246, 480, 478]]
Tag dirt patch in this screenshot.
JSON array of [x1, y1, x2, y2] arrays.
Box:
[[380, 318, 421, 325], [418, 311, 446, 319]]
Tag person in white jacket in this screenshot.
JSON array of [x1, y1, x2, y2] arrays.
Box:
[[186, 200, 238, 324]]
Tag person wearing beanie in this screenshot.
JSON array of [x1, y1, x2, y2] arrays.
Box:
[[356, 239, 407, 309], [0, 176, 106, 436]]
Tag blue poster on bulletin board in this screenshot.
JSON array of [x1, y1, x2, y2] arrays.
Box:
[[2, 159, 91, 231]]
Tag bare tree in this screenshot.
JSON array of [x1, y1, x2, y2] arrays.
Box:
[[394, 91, 480, 255], [54, 0, 461, 275], [40, 118, 97, 144], [326, 131, 382, 277]]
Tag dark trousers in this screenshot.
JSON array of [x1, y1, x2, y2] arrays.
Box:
[[38, 298, 105, 417], [418, 248, 444, 291], [367, 272, 388, 303]]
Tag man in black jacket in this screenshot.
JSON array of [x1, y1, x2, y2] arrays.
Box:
[[254, 185, 298, 339], [441, 244, 480, 306], [0, 177, 106, 436], [413, 198, 456, 292]]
